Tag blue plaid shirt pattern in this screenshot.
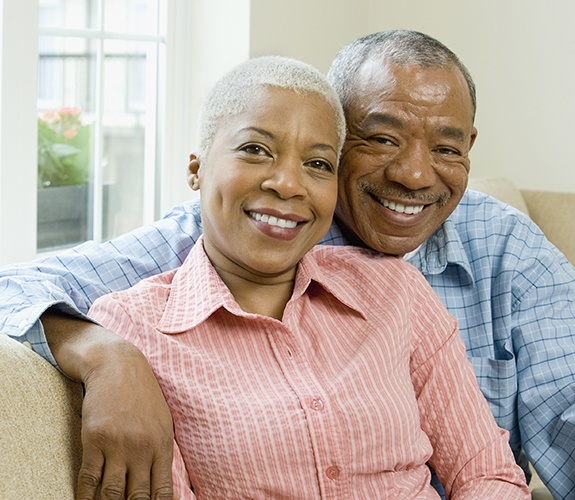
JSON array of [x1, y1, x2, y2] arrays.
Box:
[[1, 189, 574, 498]]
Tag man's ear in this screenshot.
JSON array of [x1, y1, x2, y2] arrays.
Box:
[[187, 153, 201, 191], [469, 126, 478, 151]]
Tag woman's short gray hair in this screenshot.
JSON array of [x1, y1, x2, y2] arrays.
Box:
[[197, 55, 346, 159], [327, 30, 477, 121]]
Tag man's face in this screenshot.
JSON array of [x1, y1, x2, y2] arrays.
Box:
[[336, 60, 477, 255], [189, 86, 339, 283]]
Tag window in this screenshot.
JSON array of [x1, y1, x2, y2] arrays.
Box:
[[37, 0, 166, 251], [0, 0, 247, 266]]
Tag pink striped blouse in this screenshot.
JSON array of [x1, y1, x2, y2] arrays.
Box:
[[88, 238, 529, 499]]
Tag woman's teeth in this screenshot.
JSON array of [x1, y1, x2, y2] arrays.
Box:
[[250, 212, 298, 228]]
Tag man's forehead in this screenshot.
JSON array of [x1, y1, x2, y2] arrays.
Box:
[[350, 60, 474, 125]]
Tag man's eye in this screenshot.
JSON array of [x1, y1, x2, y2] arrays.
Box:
[[370, 136, 396, 146], [436, 147, 460, 156]]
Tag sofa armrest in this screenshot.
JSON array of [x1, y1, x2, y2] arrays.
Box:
[[522, 189, 575, 265], [0, 334, 83, 500]]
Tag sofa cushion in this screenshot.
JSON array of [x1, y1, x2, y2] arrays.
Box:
[[467, 176, 530, 215], [0, 334, 83, 500]]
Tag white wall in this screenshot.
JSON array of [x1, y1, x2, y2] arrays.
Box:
[[249, 0, 368, 73], [364, 0, 575, 193], [235, 0, 575, 193], [165, 0, 252, 209], [0, 0, 38, 264]]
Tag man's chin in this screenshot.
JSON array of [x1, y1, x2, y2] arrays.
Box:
[[360, 232, 426, 257]]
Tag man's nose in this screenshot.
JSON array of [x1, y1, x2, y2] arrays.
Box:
[[385, 143, 436, 190]]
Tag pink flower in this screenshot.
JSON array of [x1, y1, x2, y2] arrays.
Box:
[[40, 109, 60, 124], [63, 129, 78, 140], [59, 106, 82, 117]]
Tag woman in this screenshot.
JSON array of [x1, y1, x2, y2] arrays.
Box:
[[88, 55, 529, 499]]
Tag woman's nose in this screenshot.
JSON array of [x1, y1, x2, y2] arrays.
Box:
[[260, 160, 307, 199]]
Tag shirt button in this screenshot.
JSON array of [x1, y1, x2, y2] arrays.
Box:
[[310, 398, 324, 411], [18, 320, 27, 331], [325, 466, 340, 480], [23, 341, 33, 350]]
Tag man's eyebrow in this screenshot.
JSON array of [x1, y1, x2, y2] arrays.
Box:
[[361, 112, 404, 129], [436, 125, 466, 142], [360, 114, 467, 142]]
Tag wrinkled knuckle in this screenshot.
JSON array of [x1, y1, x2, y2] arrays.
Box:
[[127, 490, 151, 500], [77, 467, 103, 489], [152, 486, 174, 500], [100, 483, 125, 500]]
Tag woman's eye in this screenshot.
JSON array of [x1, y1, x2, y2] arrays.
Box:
[[241, 144, 267, 155], [307, 159, 334, 172]]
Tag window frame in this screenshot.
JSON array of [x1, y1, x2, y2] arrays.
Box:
[[0, 0, 195, 265]]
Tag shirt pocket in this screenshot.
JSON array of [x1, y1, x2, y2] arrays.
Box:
[[468, 355, 517, 427]]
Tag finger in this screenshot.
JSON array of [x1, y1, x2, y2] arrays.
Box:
[[99, 461, 128, 500], [124, 462, 151, 500], [150, 451, 175, 500], [76, 444, 105, 500]]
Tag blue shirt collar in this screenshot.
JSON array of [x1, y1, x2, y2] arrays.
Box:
[[406, 218, 475, 283]]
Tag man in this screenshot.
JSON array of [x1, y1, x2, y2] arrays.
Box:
[[2, 30, 574, 499]]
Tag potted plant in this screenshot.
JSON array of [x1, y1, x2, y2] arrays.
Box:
[[37, 107, 93, 249]]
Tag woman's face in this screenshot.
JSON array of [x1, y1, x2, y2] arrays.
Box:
[[189, 86, 340, 284]]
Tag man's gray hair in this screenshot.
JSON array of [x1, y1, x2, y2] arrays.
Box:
[[197, 55, 346, 159], [327, 30, 477, 121]]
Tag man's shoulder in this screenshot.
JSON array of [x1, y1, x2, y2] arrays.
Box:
[[450, 189, 543, 244], [439, 190, 565, 278]]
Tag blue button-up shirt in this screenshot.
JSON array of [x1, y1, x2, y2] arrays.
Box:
[[1, 189, 574, 499]]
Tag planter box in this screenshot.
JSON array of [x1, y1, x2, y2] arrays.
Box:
[[37, 185, 89, 250]]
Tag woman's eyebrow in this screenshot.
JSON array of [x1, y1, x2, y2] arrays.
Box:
[[239, 126, 275, 139]]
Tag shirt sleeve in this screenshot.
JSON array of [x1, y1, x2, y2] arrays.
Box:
[[407, 270, 530, 499], [512, 247, 575, 498], [0, 200, 202, 367]]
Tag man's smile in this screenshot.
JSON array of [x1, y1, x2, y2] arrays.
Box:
[[375, 196, 425, 215]]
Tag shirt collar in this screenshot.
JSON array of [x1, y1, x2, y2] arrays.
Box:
[[157, 236, 366, 334], [405, 217, 475, 283]]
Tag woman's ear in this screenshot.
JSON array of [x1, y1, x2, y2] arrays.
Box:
[[187, 153, 201, 191]]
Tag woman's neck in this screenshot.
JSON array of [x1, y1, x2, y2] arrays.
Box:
[[213, 265, 295, 320]]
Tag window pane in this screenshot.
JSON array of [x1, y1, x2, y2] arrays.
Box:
[[101, 39, 152, 239], [36, 1, 164, 253], [37, 36, 96, 251], [39, 0, 96, 30], [104, 0, 160, 35]]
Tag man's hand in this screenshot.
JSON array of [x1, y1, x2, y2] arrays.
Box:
[[42, 309, 176, 499]]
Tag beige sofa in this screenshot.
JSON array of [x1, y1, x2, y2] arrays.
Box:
[[1, 177, 573, 499]]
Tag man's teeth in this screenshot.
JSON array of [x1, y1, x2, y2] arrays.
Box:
[[250, 212, 298, 228], [380, 198, 424, 215]]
